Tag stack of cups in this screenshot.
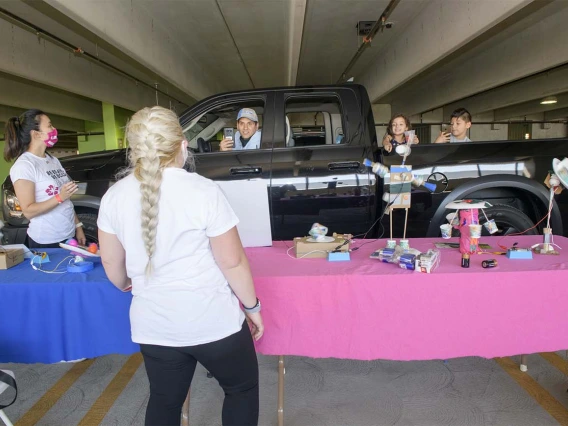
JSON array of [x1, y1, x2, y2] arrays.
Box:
[[469, 224, 482, 238]]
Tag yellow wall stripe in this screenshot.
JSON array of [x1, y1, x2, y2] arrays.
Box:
[[16, 358, 95, 426], [78, 353, 143, 426], [540, 352, 568, 376], [495, 356, 568, 425]]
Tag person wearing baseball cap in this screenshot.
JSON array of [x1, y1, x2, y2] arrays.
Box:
[[220, 108, 262, 151]]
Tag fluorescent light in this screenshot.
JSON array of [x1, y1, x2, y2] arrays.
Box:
[[540, 96, 558, 105]]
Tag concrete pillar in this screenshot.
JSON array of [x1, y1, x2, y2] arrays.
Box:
[[101, 103, 133, 151], [0, 140, 12, 185], [78, 121, 105, 154]]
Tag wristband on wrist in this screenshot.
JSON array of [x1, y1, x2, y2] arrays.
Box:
[[75, 222, 84, 229], [243, 298, 261, 314], [55, 194, 63, 204]]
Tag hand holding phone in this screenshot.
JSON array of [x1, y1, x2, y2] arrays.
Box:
[[223, 127, 234, 140]]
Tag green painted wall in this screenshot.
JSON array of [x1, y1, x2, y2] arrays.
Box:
[[114, 106, 133, 148], [102, 103, 133, 150], [78, 105, 133, 154], [0, 140, 12, 186], [102, 102, 119, 150], [78, 121, 106, 154]]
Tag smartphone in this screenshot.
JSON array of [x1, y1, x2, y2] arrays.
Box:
[[223, 127, 234, 140]]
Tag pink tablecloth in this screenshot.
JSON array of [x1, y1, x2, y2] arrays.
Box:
[[246, 235, 568, 361]]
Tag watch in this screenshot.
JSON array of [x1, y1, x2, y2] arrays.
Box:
[[243, 298, 261, 314]]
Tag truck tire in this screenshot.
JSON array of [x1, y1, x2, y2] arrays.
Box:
[[77, 213, 99, 243], [446, 204, 537, 237], [482, 204, 538, 236]]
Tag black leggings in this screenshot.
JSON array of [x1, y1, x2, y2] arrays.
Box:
[[26, 236, 66, 249], [140, 321, 259, 426]]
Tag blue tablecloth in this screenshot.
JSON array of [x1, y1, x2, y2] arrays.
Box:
[[0, 249, 138, 364]]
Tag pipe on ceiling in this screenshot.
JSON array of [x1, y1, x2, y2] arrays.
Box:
[[337, 0, 402, 83], [0, 6, 188, 108]]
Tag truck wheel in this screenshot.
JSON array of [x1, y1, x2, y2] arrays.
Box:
[[77, 213, 99, 243], [447, 204, 538, 237], [481, 204, 538, 236]]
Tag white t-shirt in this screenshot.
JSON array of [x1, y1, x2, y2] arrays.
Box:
[[97, 168, 244, 347], [10, 152, 75, 244], [450, 135, 471, 143]]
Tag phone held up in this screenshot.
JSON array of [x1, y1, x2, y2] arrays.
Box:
[[223, 127, 234, 140]]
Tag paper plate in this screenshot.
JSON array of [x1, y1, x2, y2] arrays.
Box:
[[59, 243, 101, 257], [445, 199, 493, 210], [306, 236, 335, 243], [552, 158, 568, 189]]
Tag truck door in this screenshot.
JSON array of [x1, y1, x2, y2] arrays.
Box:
[[268, 88, 376, 240], [180, 93, 275, 209]]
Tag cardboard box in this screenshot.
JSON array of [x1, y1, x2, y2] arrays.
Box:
[[293, 234, 350, 259], [0, 248, 25, 269]]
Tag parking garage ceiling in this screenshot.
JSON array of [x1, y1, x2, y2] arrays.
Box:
[[0, 0, 567, 123]]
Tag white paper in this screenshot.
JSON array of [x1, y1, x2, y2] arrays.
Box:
[[216, 180, 272, 248]]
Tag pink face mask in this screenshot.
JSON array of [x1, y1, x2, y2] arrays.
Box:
[[42, 129, 58, 148]]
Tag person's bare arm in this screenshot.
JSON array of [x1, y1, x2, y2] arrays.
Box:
[[210, 227, 256, 307], [98, 229, 131, 291], [14, 180, 77, 219], [210, 226, 264, 340], [382, 134, 393, 152], [434, 132, 451, 143], [74, 212, 86, 245]]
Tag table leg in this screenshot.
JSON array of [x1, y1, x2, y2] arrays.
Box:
[[520, 354, 528, 372], [181, 389, 190, 426], [389, 209, 393, 240], [278, 355, 285, 426]]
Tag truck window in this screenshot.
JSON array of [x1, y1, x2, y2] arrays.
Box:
[[284, 96, 344, 147], [182, 99, 265, 152]]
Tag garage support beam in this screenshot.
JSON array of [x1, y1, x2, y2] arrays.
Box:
[[0, 15, 179, 113], [444, 65, 568, 120], [381, 1, 568, 116], [359, 0, 534, 104], [45, 0, 219, 101]]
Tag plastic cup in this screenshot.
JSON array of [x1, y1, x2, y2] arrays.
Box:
[[483, 219, 498, 234], [386, 239, 396, 249], [469, 224, 482, 238], [404, 130, 416, 144], [440, 224, 452, 239]]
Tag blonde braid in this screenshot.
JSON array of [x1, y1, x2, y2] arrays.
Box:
[[124, 106, 189, 276], [136, 133, 162, 275]]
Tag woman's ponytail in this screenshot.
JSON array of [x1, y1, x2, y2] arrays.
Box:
[[3, 109, 44, 161]]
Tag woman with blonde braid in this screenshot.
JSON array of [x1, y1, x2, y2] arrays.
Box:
[[97, 106, 263, 426]]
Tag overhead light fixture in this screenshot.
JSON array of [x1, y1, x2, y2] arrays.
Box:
[[540, 96, 558, 105]]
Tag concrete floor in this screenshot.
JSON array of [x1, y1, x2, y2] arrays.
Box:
[[1, 352, 568, 426]]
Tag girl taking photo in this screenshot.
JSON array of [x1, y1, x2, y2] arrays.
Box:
[[382, 114, 420, 154]]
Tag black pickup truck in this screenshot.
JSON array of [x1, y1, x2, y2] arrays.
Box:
[[2, 84, 568, 244]]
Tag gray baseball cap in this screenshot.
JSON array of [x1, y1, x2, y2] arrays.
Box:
[[237, 108, 258, 122]]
